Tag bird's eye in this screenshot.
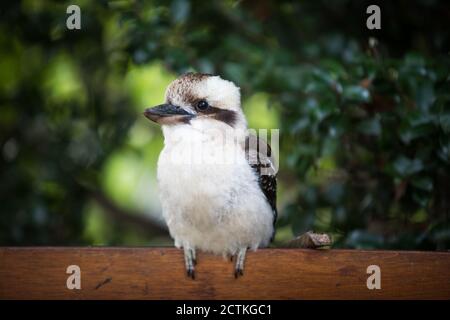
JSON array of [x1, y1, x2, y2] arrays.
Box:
[[196, 100, 209, 111]]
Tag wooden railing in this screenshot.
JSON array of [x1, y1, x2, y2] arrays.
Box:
[[0, 247, 449, 299]]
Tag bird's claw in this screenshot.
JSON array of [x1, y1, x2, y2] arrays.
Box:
[[234, 247, 247, 279], [234, 267, 244, 279], [184, 246, 196, 280], [187, 267, 195, 279]]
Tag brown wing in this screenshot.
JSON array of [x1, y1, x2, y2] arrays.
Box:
[[244, 134, 277, 241]]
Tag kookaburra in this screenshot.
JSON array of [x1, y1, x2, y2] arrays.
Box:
[[144, 73, 277, 279]]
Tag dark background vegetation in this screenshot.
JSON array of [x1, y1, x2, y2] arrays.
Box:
[[0, 0, 449, 249]]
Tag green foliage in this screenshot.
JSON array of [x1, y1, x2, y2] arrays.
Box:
[[0, 0, 449, 249], [0, 1, 134, 244], [118, 0, 450, 249], [279, 52, 450, 249]]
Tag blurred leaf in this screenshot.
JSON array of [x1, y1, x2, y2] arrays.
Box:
[[415, 82, 435, 112], [357, 116, 381, 136], [411, 176, 433, 191], [392, 156, 424, 177], [412, 191, 431, 207], [292, 209, 315, 236], [439, 113, 450, 133], [170, 0, 190, 23], [345, 230, 384, 249], [342, 85, 370, 103]]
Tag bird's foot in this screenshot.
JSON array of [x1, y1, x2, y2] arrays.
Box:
[[234, 247, 247, 279], [184, 246, 196, 280], [187, 267, 195, 279], [234, 267, 244, 278]]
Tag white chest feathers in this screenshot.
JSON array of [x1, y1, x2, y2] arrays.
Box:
[[156, 125, 274, 256]]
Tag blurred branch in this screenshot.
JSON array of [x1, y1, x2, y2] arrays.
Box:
[[90, 190, 169, 237]]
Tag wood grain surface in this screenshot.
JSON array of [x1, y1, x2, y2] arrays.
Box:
[[0, 247, 449, 299]]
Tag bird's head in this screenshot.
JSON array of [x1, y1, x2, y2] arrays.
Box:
[[144, 73, 246, 131]]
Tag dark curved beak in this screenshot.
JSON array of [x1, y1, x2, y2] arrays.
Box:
[[143, 104, 193, 125]]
